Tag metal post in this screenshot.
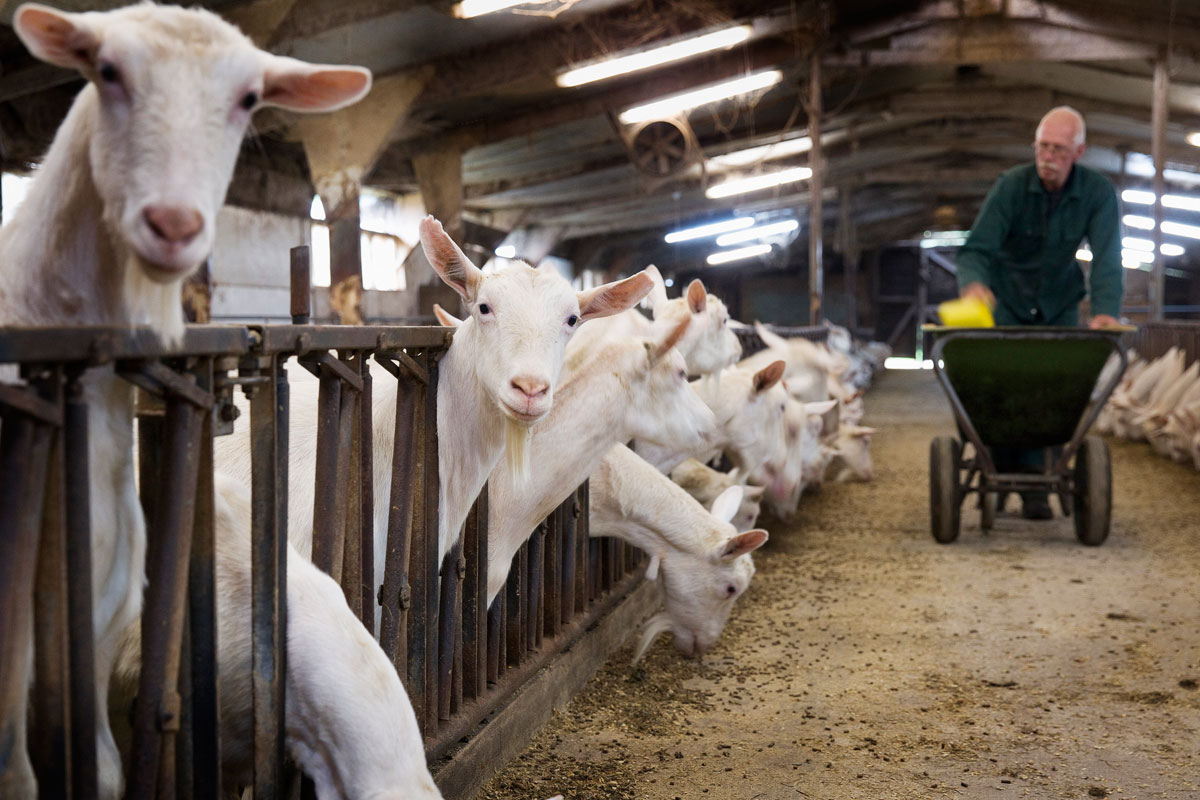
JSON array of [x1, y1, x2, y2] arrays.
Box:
[[291, 245, 311, 325], [1151, 49, 1168, 321], [808, 49, 824, 325]]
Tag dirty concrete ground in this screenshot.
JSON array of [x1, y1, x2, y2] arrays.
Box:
[[477, 369, 1200, 800]]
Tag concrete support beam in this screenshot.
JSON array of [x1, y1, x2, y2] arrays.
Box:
[[808, 48, 825, 326], [1151, 52, 1169, 321]]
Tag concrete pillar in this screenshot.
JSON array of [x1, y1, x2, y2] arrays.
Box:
[[1150, 50, 1168, 321], [808, 51, 824, 326]]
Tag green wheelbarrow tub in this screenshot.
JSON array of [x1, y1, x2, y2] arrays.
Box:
[[933, 327, 1123, 449]]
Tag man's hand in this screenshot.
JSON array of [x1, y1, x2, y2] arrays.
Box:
[[1088, 314, 1120, 329], [960, 282, 995, 308]]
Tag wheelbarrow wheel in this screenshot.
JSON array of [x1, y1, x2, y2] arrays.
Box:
[[1073, 436, 1112, 546], [930, 436, 962, 543], [980, 491, 997, 531]]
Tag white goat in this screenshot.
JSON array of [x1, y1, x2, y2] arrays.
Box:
[[564, 269, 741, 378], [113, 475, 442, 800], [0, 4, 369, 796], [669, 459, 764, 532], [483, 318, 716, 603], [635, 359, 787, 474], [215, 218, 653, 623], [590, 444, 768, 660]]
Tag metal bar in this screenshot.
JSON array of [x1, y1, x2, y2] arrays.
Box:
[[0, 325, 250, 366], [30, 372, 70, 797], [423, 351, 442, 737], [310, 371, 343, 579], [461, 490, 487, 701], [379, 372, 419, 682], [560, 491, 578, 625], [291, 245, 312, 325], [506, 546, 525, 668], [808, 48, 824, 325], [250, 359, 285, 800], [544, 506, 561, 639], [437, 540, 464, 721], [527, 526, 545, 651], [328, 361, 358, 587], [487, 596, 503, 685], [128, 393, 202, 800], [575, 492, 587, 616], [187, 359, 220, 798], [0, 408, 51, 796], [64, 375, 98, 800], [357, 361, 374, 633], [1151, 49, 1168, 322]]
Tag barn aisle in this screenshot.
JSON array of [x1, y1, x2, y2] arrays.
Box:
[[479, 368, 1200, 800]]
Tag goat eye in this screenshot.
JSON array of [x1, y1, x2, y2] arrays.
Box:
[[98, 62, 120, 83], [567, 314, 579, 327], [240, 91, 259, 111], [725, 584, 737, 597], [478, 303, 492, 315]]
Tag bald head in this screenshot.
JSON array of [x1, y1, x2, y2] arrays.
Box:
[[1033, 106, 1086, 191]]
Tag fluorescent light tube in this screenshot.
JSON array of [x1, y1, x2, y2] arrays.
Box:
[[664, 216, 755, 243], [715, 219, 798, 246], [1076, 249, 1092, 261], [1121, 189, 1200, 213], [708, 136, 812, 169], [619, 70, 782, 125], [706, 166, 811, 199], [558, 26, 750, 87], [1188, 132, 1200, 147], [495, 244, 517, 258], [706, 243, 771, 265], [453, 0, 525, 18]]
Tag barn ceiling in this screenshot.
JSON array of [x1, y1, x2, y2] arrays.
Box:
[[4, 0, 1200, 279]]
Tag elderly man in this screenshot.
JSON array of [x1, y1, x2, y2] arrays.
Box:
[[955, 106, 1124, 519], [957, 106, 1123, 328]]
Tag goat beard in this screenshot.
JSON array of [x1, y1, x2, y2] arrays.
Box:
[[633, 611, 673, 663], [504, 416, 533, 488]]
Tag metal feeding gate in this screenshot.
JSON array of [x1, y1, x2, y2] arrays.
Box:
[[733, 323, 830, 360], [0, 318, 648, 799]]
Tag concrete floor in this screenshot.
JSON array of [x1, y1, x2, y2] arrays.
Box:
[[478, 368, 1200, 800]]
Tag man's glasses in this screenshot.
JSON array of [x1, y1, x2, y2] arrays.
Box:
[[1034, 140, 1075, 158]]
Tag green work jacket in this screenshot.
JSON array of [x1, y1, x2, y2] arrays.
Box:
[[956, 163, 1123, 326]]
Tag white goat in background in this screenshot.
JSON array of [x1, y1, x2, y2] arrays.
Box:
[[669, 459, 765, 532], [564, 268, 741, 378], [0, 4, 370, 795], [590, 444, 768, 660]]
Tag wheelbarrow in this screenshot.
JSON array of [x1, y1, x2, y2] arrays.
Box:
[[924, 326, 1130, 546]]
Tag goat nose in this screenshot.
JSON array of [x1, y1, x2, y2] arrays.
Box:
[[511, 376, 549, 400], [143, 205, 204, 245]]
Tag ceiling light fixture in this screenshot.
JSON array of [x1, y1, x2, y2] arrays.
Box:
[[1187, 132, 1200, 147], [452, 0, 526, 18], [494, 244, 517, 258], [1076, 248, 1092, 261], [706, 166, 811, 199], [1122, 189, 1200, 212], [706, 243, 771, 265], [619, 69, 782, 125], [708, 136, 812, 170], [715, 219, 798, 246], [557, 25, 751, 87], [664, 216, 755, 243]]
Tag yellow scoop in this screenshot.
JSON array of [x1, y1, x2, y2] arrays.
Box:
[[937, 296, 995, 328]]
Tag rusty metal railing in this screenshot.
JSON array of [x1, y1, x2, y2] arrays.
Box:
[[0, 312, 645, 798], [733, 323, 830, 359], [1126, 320, 1200, 366]]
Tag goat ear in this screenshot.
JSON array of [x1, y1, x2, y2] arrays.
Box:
[[743, 484, 766, 500], [642, 264, 668, 311], [686, 278, 708, 314], [720, 529, 768, 559], [576, 270, 653, 322], [710, 484, 745, 524], [431, 303, 462, 328], [420, 215, 483, 303], [14, 4, 98, 72], [650, 316, 690, 363], [753, 360, 786, 394], [260, 55, 372, 113], [804, 399, 838, 416], [754, 320, 790, 352]]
